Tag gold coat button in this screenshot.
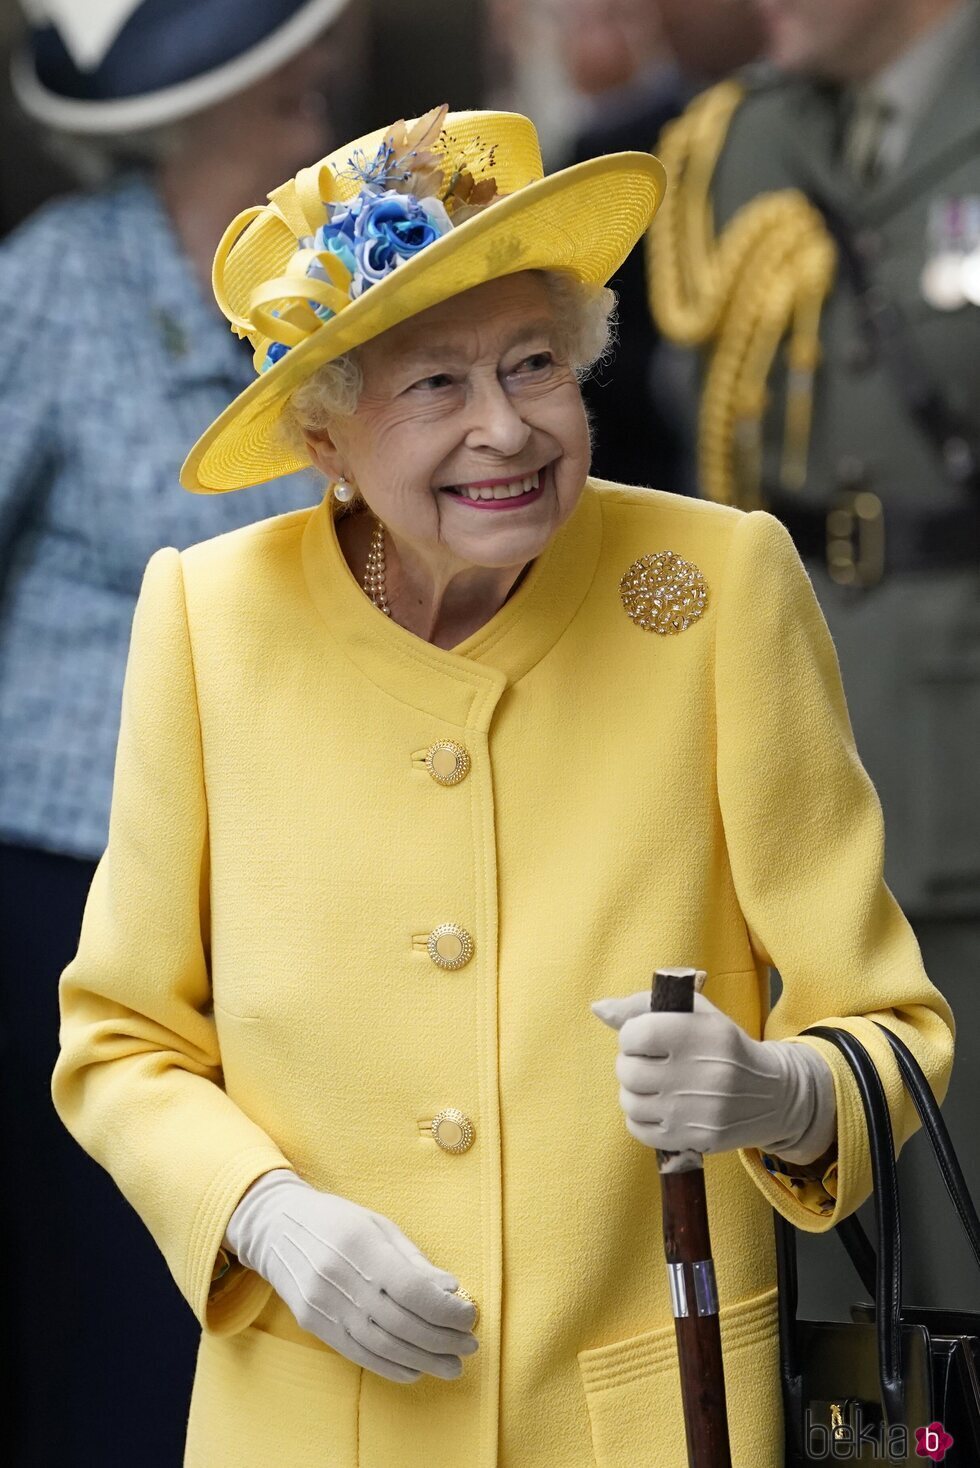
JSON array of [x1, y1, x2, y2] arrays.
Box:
[[425, 740, 471, 786], [427, 923, 474, 970], [432, 1108, 475, 1154], [454, 1287, 480, 1329]]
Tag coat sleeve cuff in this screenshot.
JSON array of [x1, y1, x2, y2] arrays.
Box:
[[737, 1026, 884, 1233], [191, 1149, 288, 1336]]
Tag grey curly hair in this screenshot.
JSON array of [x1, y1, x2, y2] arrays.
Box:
[[276, 270, 617, 467]]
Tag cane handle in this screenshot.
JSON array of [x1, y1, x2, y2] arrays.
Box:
[[651, 969, 707, 1171]]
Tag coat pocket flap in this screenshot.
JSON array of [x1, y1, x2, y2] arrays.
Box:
[[577, 1285, 782, 1467], [186, 1325, 360, 1467]]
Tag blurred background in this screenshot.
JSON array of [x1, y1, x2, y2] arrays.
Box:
[[1, 0, 977, 1462]]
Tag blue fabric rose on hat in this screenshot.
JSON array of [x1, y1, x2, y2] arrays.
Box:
[[311, 190, 451, 303], [254, 104, 504, 376], [351, 191, 451, 292], [264, 186, 453, 364]]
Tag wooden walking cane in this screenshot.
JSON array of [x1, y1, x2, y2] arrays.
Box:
[[652, 967, 733, 1468]]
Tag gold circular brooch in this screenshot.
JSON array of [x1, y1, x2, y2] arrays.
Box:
[[619, 550, 709, 634]]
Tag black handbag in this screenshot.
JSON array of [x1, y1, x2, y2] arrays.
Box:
[[777, 1021, 980, 1465]]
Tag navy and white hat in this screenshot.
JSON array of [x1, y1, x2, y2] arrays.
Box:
[[12, 0, 352, 134]]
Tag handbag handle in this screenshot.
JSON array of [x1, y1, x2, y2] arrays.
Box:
[[777, 1020, 980, 1439], [777, 1025, 905, 1429], [805, 1025, 980, 1298], [872, 1022, 980, 1270]]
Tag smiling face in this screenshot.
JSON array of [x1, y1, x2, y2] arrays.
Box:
[[304, 272, 593, 576]]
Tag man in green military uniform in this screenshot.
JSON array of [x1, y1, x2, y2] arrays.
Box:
[[649, 0, 980, 1312]]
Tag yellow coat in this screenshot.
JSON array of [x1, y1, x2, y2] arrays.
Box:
[[53, 480, 954, 1468]]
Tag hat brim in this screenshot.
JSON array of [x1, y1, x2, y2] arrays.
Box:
[[10, 0, 350, 136], [181, 150, 667, 492]]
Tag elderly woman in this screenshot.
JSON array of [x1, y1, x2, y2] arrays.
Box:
[[53, 106, 953, 1467]]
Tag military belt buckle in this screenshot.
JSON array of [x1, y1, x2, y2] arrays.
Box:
[[825, 492, 885, 588]]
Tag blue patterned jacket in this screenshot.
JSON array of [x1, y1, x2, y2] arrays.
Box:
[[0, 172, 321, 860]]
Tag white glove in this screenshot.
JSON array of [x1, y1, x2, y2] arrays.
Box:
[[591, 990, 836, 1164], [223, 1169, 479, 1383]]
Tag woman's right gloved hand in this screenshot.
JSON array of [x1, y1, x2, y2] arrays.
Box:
[[223, 1168, 479, 1383]]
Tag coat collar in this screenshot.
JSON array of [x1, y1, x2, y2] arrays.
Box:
[[301, 481, 604, 729], [782, 83, 846, 213]]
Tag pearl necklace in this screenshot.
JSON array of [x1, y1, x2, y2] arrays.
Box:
[[363, 516, 391, 617]]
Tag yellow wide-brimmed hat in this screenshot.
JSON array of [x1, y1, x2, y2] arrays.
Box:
[[181, 105, 666, 493]]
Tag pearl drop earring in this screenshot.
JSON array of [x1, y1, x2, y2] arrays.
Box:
[[333, 478, 355, 504]]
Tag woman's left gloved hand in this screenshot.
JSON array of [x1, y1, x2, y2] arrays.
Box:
[[591, 990, 837, 1164]]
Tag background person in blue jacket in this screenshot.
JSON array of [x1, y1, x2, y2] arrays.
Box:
[[0, 3, 353, 1461]]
